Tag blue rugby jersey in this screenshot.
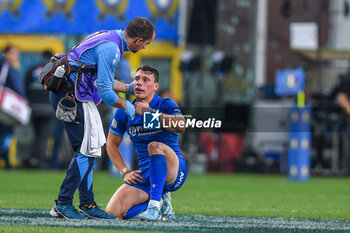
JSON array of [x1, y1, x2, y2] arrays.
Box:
[[109, 94, 184, 170]]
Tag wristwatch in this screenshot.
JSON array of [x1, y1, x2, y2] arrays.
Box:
[[120, 167, 129, 177]]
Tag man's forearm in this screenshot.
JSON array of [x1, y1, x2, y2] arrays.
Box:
[[112, 96, 127, 109], [113, 80, 130, 93], [112, 96, 135, 118], [107, 147, 128, 172]]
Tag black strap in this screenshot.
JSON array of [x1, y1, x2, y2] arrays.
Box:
[[70, 66, 96, 74], [70, 62, 97, 99], [60, 77, 75, 97]]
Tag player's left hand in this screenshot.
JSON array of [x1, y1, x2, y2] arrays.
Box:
[[124, 170, 144, 185], [134, 101, 151, 115]]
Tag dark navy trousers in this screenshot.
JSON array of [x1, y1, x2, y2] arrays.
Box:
[[50, 91, 96, 206]]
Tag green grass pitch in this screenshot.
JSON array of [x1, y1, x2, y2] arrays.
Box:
[[0, 170, 350, 232]]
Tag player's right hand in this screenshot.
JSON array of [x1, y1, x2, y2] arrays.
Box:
[[123, 170, 144, 185], [134, 101, 151, 115]]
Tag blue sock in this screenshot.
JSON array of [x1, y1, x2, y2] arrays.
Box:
[[125, 202, 148, 219], [149, 154, 167, 202]]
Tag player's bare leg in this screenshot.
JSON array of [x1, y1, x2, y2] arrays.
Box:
[[138, 141, 179, 221]]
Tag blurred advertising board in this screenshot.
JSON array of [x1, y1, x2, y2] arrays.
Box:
[[0, 0, 179, 42]]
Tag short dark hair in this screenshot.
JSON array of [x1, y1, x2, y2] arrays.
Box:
[[125, 17, 156, 40], [136, 64, 159, 83], [3, 45, 15, 54], [40, 50, 53, 64]]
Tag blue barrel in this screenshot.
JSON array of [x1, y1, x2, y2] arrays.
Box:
[[287, 105, 311, 181]]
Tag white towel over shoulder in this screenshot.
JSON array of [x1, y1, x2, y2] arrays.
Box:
[[80, 101, 106, 158]]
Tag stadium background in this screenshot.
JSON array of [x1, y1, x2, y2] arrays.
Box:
[[1, 0, 350, 232]]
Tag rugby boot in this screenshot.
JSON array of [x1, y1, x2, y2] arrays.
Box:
[[138, 204, 161, 221], [161, 192, 175, 221]]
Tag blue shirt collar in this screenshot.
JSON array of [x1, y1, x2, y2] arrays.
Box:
[[117, 29, 130, 52], [149, 93, 160, 109], [133, 93, 160, 108]]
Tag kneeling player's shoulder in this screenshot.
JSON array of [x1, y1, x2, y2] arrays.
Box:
[[159, 98, 181, 114], [114, 108, 128, 121], [160, 97, 178, 108]]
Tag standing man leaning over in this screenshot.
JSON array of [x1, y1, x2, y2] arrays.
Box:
[[106, 65, 187, 221], [49, 17, 156, 219]]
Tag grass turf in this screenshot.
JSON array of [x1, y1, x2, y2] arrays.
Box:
[[2, 208, 350, 232], [0, 170, 349, 220], [0, 225, 142, 233]]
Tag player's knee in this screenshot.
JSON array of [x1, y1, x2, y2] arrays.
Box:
[[106, 199, 121, 217], [148, 141, 163, 155], [105, 204, 115, 216], [106, 203, 123, 219]]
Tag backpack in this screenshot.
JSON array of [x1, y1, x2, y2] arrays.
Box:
[[37, 55, 74, 94]]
